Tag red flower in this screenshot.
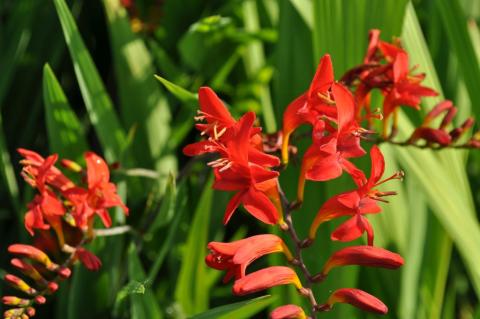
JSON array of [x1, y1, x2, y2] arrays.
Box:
[[309, 145, 401, 245], [281, 54, 336, 164], [18, 149, 74, 193], [270, 304, 307, 319], [65, 152, 128, 230], [206, 112, 281, 225], [297, 83, 367, 202], [321, 246, 404, 276], [205, 234, 293, 282], [382, 51, 437, 120], [319, 288, 388, 315], [232, 266, 301, 296]]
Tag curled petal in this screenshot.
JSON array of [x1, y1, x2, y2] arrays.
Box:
[[270, 304, 307, 319], [322, 246, 404, 275], [233, 266, 302, 296], [324, 288, 388, 315]]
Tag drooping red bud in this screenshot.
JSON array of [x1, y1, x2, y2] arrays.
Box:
[[321, 288, 388, 314], [76, 247, 102, 271], [232, 266, 302, 296], [321, 246, 404, 276]]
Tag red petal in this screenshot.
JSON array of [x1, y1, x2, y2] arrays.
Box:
[[393, 51, 409, 82], [331, 215, 365, 243], [332, 83, 355, 133], [248, 148, 280, 167], [199, 87, 236, 127], [282, 94, 308, 138], [305, 153, 343, 182], [242, 187, 279, 224], [364, 29, 381, 63], [85, 152, 110, 188], [223, 191, 244, 224], [308, 54, 334, 99], [368, 145, 385, 186]]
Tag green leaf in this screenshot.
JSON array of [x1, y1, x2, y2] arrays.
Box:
[[43, 64, 88, 161], [175, 175, 214, 316], [154, 75, 198, 109], [0, 113, 19, 213], [242, 0, 276, 132], [147, 178, 187, 282], [102, 0, 172, 168], [436, 0, 480, 119], [53, 0, 128, 162], [189, 295, 274, 319], [127, 243, 163, 319], [397, 4, 480, 299]]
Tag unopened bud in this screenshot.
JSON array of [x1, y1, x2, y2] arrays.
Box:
[[2, 296, 30, 306], [5, 274, 37, 295], [8, 244, 58, 271], [34, 296, 46, 305], [60, 159, 82, 172]]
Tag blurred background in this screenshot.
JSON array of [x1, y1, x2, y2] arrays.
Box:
[[1, 0, 480, 318]]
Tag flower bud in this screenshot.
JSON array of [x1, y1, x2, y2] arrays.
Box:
[[11, 258, 46, 284], [8, 244, 58, 271], [4, 274, 37, 295], [270, 304, 307, 319], [2, 296, 30, 306], [321, 246, 404, 276], [232, 266, 302, 296], [323, 288, 387, 314], [60, 159, 83, 172]]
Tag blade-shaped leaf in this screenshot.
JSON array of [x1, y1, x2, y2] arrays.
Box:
[[53, 0, 127, 162], [43, 64, 88, 161], [175, 175, 214, 315], [102, 0, 171, 168], [189, 295, 274, 319]]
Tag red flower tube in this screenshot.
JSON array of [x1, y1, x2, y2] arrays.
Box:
[[232, 266, 302, 296], [320, 288, 388, 315], [321, 246, 404, 276]]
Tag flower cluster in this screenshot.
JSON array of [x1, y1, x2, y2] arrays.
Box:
[[2, 150, 128, 319], [184, 51, 405, 317], [342, 29, 480, 149]]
